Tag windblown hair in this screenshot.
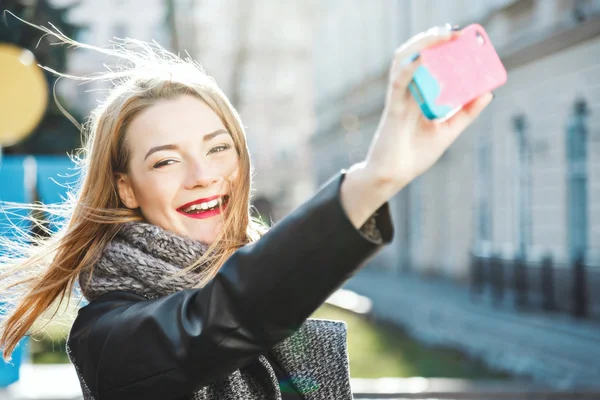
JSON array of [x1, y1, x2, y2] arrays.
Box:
[[0, 19, 266, 359]]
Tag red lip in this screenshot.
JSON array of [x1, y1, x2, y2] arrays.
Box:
[[178, 200, 228, 219], [177, 194, 226, 212], [176, 195, 230, 220]]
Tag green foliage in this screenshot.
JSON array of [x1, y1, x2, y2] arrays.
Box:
[[29, 331, 70, 364], [31, 345, 69, 364], [312, 304, 512, 379]]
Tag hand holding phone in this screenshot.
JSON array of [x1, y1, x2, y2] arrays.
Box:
[[357, 25, 493, 201], [408, 24, 507, 120]]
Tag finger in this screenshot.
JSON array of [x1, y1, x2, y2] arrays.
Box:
[[442, 92, 494, 134], [394, 24, 460, 63], [390, 56, 421, 92], [386, 58, 422, 116]]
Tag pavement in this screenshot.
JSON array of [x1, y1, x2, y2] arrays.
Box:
[[1, 366, 598, 400], [343, 269, 600, 390], [0, 364, 82, 400]]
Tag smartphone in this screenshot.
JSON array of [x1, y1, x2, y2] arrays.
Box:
[[408, 24, 507, 120]]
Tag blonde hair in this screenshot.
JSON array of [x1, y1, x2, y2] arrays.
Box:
[[0, 20, 266, 359]]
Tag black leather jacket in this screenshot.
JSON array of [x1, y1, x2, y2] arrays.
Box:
[[68, 174, 394, 399]]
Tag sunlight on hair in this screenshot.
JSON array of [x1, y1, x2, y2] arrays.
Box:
[[0, 13, 268, 360]]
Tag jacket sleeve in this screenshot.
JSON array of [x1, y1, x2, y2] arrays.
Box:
[[68, 172, 394, 400]]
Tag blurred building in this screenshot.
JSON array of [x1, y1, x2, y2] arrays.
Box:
[[311, 0, 600, 318], [52, 0, 173, 114], [311, 0, 412, 268], [172, 0, 319, 220]]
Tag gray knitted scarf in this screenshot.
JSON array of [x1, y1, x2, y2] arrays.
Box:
[[80, 221, 212, 301]]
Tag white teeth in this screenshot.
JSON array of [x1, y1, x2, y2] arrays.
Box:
[[182, 197, 225, 213]]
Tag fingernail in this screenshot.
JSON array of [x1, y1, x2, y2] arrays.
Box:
[[402, 53, 420, 66]]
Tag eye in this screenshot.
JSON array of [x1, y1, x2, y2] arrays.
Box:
[[208, 144, 231, 155], [153, 159, 178, 169]]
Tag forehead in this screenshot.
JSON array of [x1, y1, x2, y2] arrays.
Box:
[[126, 94, 226, 150]]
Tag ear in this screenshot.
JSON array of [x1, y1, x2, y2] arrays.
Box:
[[115, 173, 139, 209]]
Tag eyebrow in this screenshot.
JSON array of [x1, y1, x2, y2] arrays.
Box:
[[143, 129, 230, 161]]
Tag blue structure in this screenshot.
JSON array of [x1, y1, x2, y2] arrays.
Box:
[[0, 320, 28, 388], [0, 156, 30, 239], [0, 155, 77, 387], [35, 155, 78, 205]]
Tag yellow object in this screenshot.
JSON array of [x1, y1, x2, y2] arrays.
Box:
[[0, 43, 48, 146]]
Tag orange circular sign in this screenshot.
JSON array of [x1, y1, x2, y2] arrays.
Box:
[[0, 43, 48, 146]]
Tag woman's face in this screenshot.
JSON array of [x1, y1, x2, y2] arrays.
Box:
[[116, 94, 239, 244]]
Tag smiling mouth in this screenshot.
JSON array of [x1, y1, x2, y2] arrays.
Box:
[[177, 195, 230, 215]]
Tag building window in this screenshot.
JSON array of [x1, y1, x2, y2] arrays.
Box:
[[565, 99, 589, 261], [114, 22, 128, 39], [76, 28, 92, 44], [476, 132, 493, 242], [513, 114, 532, 256], [409, 177, 422, 265]]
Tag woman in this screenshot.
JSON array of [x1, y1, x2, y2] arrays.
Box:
[[0, 23, 492, 400]]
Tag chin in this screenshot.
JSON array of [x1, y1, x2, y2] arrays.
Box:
[[186, 227, 220, 245]]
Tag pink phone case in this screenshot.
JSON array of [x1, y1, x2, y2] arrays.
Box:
[[409, 24, 507, 119]]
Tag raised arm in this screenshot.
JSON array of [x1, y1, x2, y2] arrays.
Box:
[[341, 24, 492, 229], [69, 172, 393, 400]]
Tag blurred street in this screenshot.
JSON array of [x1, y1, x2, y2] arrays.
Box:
[[0, 344, 599, 400], [344, 271, 600, 388]]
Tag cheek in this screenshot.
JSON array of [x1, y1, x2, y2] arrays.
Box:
[[214, 154, 240, 188], [226, 163, 242, 193], [228, 153, 241, 180], [230, 163, 240, 182], [133, 172, 181, 209], [219, 153, 239, 174]]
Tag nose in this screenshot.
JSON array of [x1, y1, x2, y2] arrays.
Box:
[[183, 159, 220, 190]]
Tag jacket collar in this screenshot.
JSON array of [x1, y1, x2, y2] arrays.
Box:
[[270, 318, 353, 400]]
